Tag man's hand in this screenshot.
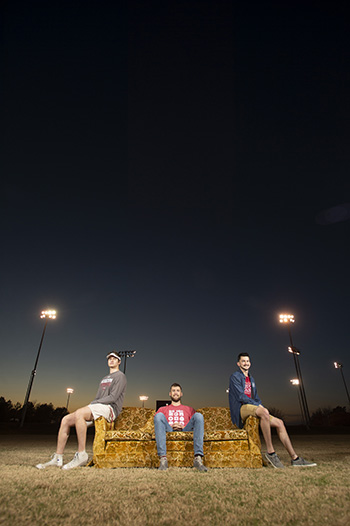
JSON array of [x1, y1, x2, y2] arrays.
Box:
[[171, 422, 183, 431]]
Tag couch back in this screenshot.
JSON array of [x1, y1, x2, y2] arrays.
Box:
[[197, 407, 237, 430], [113, 406, 236, 432], [114, 407, 155, 431]]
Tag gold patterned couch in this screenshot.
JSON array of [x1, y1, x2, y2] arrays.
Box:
[[92, 406, 262, 468]]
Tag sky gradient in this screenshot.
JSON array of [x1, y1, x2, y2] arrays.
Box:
[[1, 1, 349, 423]]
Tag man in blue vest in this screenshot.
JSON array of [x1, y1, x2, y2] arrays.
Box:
[[229, 352, 316, 469]]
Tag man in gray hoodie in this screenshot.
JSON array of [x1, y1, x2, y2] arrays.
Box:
[[36, 351, 127, 470]]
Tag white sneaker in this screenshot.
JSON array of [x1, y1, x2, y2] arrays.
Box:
[[62, 451, 89, 470], [36, 453, 63, 469]]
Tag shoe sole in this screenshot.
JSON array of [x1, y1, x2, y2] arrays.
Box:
[[62, 460, 88, 470], [292, 463, 317, 467], [36, 464, 62, 469], [264, 455, 285, 469], [193, 463, 208, 472]]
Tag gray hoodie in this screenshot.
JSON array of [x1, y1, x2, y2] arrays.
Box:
[[90, 370, 127, 418]]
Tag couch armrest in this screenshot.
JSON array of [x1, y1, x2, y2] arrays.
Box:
[[139, 411, 156, 434], [93, 416, 110, 458], [244, 415, 262, 456]]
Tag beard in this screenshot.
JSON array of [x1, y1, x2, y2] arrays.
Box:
[[170, 395, 181, 403]]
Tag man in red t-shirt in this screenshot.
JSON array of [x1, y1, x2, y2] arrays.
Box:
[[154, 383, 207, 472]]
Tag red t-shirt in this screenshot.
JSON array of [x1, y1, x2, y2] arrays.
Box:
[[244, 376, 252, 398], [156, 404, 195, 428]]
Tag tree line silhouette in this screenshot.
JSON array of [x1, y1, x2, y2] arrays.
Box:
[[0, 396, 349, 426], [0, 396, 68, 424], [268, 405, 350, 426]]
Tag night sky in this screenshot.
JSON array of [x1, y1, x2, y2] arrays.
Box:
[[1, 1, 349, 423]]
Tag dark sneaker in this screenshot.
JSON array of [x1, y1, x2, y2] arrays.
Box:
[[36, 453, 63, 469], [291, 457, 317, 467], [265, 452, 285, 469], [193, 455, 208, 472], [158, 457, 168, 471], [62, 451, 89, 470]]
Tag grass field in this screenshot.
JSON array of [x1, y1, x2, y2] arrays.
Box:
[[0, 433, 349, 525]]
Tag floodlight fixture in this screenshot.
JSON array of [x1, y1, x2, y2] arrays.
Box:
[[118, 350, 137, 359], [288, 346, 300, 356], [40, 309, 57, 319], [290, 379, 300, 386], [334, 362, 343, 369], [117, 350, 137, 373], [139, 395, 149, 407], [66, 388, 74, 411], [279, 314, 295, 324]]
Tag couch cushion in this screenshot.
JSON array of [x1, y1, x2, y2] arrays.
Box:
[[204, 429, 247, 441], [148, 429, 247, 441], [105, 429, 153, 441], [151, 431, 194, 441]]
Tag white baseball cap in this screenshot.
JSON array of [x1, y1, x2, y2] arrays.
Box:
[[106, 352, 121, 361]]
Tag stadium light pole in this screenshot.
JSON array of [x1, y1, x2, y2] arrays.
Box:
[[287, 345, 311, 428], [334, 362, 350, 406], [290, 378, 305, 426], [279, 314, 311, 428], [117, 350, 137, 373], [66, 388, 74, 411], [20, 309, 57, 427], [139, 395, 149, 408]]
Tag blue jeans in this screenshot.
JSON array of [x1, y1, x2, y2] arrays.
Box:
[[154, 412, 205, 457]]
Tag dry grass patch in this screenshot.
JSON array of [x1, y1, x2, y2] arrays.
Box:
[[0, 434, 349, 525]]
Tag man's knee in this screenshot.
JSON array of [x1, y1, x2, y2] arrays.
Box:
[[60, 413, 73, 430], [273, 417, 286, 430], [61, 414, 69, 425], [154, 412, 165, 423], [192, 412, 204, 424], [257, 407, 270, 421], [75, 407, 87, 418], [74, 406, 93, 423]]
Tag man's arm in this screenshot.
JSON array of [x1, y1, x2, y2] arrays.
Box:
[[172, 406, 195, 430], [229, 373, 261, 406], [172, 422, 183, 430], [155, 405, 181, 430], [252, 380, 263, 406]]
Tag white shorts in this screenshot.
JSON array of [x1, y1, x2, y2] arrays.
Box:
[[86, 403, 115, 427]]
